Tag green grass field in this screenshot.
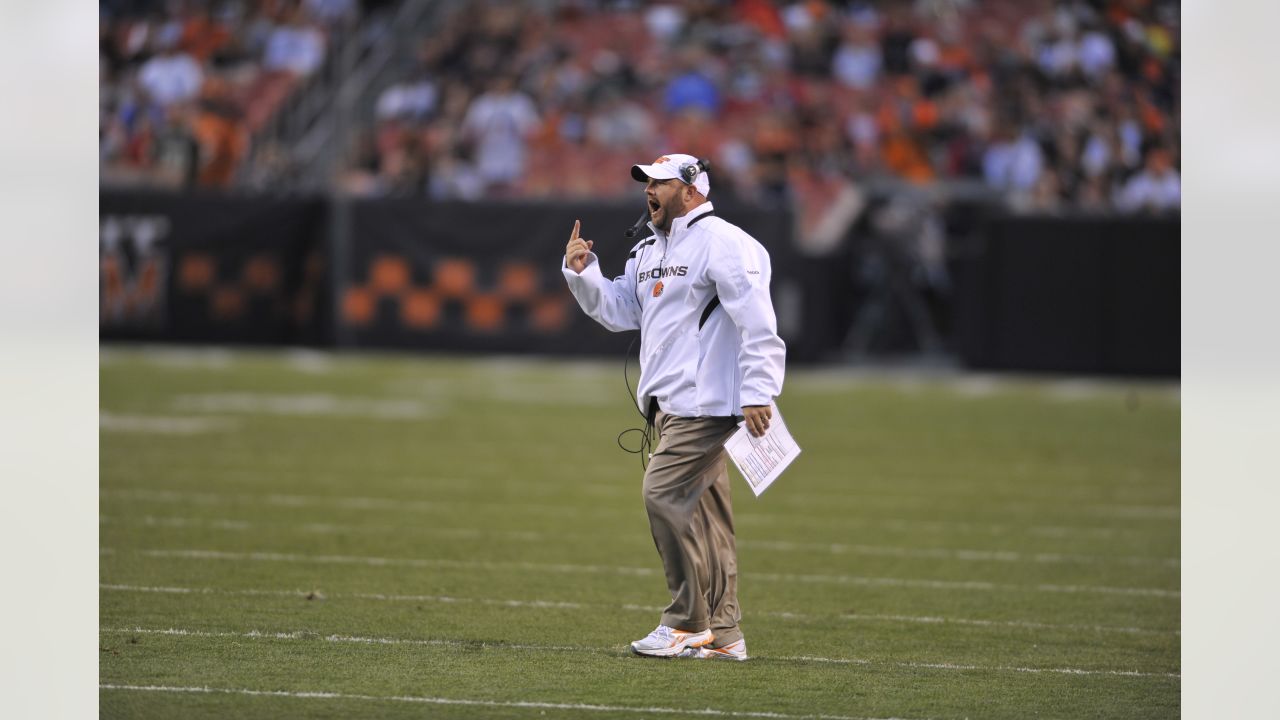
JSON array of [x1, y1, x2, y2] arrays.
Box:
[[100, 346, 1180, 719]]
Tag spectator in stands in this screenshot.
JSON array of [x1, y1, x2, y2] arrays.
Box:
[[1077, 20, 1117, 80], [460, 74, 540, 195], [137, 37, 203, 108], [643, 2, 687, 44], [1079, 122, 1114, 179], [663, 48, 721, 117], [831, 17, 881, 90], [304, 0, 359, 29], [178, 5, 232, 65], [1076, 174, 1112, 212], [587, 89, 657, 151], [428, 145, 485, 201], [783, 1, 840, 77], [151, 102, 201, 190], [1116, 146, 1180, 213], [375, 72, 439, 124], [190, 76, 248, 189], [263, 7, 326, 76], [1025, 168, 1064, 214], [380, 131, 429, 195], [982, 123, 1044, 193]]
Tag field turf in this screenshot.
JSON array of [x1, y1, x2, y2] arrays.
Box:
[[100, 346, 1180, 719]]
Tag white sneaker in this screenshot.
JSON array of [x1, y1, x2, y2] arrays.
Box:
[[630, 625, 714, 657], [677, 638, 749, 661]]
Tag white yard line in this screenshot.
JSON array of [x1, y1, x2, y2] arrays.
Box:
[[100, 487, 1178, 539], [99, 513, 1178, 568], [98, 627, 1180, 679], [101, 515, 253, 531], [102, 478, 1179, 523], [829, 612, 1177, 637], [748, 570, 1178, 598], [1029, 525, 1131, 539], [170, 393, 442, 420], [99, 413, 236, 435], [99, 682, 911, 720], [126, 346, 235, 370], [772, 493, 1178, 522], [103, 488, 487, 512], [104, 548, 1180, 598], [99, 583, 588, 610], [99, 583, 1180, 636], [284, 349, 334, 375], [785, 656, 1178, 678], [1087, 505, 1180, 519], [737, 539, 1177, 568]]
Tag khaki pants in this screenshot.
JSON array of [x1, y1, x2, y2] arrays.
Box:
[[643, 410, 743, 648]]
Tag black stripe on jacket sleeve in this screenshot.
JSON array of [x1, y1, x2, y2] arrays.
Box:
[[698, 296, 721, 330]]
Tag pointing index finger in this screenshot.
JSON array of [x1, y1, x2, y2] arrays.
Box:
[[571, 219, 580, 242]]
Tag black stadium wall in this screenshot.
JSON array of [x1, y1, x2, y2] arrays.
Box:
[[100, 191, 330, 346], [951, 214, 1179, 376], [100, 191, 1178, 377]]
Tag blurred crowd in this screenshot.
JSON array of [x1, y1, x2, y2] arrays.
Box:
[[99, 0, 376, 189], [101, 0, 1180, 214]]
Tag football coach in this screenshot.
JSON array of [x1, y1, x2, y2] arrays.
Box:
[[562, 153, 786, 661]]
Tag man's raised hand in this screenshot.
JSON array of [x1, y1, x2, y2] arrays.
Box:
[[565, 219, 594, 274]]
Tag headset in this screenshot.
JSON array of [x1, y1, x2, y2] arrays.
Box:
[[624, 158, 710, 239], [678, 158, 709, 185]]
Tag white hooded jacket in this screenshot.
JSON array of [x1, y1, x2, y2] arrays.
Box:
[[561, 202, 786, 417]]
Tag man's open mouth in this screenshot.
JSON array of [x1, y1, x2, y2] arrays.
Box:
[[648, 198, 660, 212]]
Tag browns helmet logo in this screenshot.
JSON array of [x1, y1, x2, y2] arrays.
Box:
[[654, 156, 670, 164], [653, 281, 664, 297]]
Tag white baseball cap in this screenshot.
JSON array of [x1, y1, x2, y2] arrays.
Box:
[[631, 153, 711, 197]]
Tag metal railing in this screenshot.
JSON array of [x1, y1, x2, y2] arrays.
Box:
[[240, 0, 452, 193]]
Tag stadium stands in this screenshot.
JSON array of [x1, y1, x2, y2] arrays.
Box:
[[100, 0, 1179, 212], [100, 0, 372, 188]]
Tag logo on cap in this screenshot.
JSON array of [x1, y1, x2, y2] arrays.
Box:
[[653, 281, 664, 297]]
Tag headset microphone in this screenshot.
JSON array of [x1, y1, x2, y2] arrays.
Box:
[[623, 210, 649, 239]]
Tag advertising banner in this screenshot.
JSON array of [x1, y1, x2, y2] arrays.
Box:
[[339, 199, 802, 357], [100, 191, 328, 345]]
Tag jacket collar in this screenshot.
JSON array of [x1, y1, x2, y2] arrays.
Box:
[[648, 201, 715, 241]]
